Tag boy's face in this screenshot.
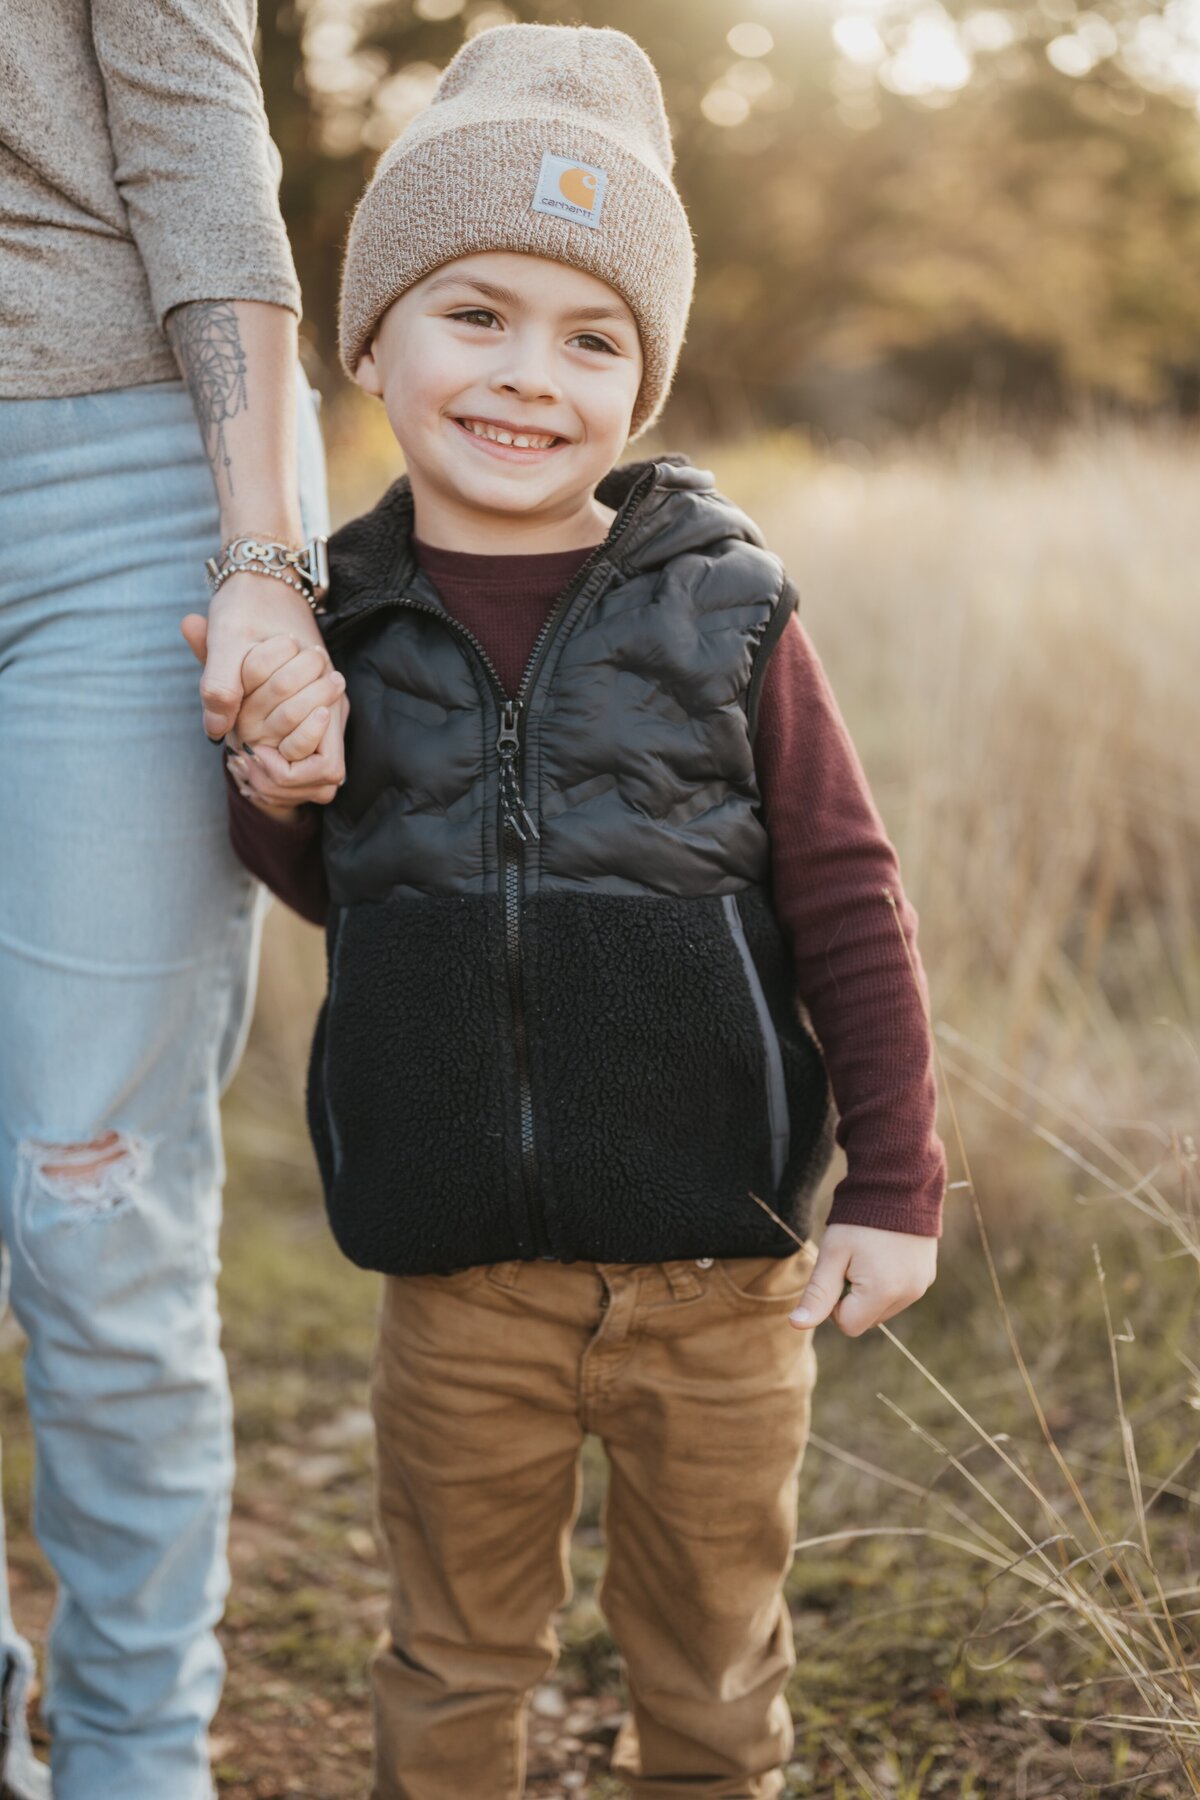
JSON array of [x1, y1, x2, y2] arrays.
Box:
[[355, 251, 643, 524]]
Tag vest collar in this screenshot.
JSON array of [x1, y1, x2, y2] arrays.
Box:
[[321, 453, 767, 629]]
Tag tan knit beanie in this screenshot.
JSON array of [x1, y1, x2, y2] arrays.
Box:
[[338, 23, 695, 438]]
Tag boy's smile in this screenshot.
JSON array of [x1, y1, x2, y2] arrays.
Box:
[[353, 250, 644, 552], [450, 412, 570, 459]]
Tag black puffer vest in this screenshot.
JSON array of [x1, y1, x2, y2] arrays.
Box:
[[306, 455, 836, 1275]]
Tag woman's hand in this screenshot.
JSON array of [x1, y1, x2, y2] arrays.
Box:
[[182, 570, 329, 743], [787, 1221, 938, 1336]]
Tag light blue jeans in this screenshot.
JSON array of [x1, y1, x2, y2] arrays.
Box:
[[0, 376, 328, 1798]]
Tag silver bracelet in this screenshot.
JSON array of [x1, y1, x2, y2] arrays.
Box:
[[205, 533, 330, 612]]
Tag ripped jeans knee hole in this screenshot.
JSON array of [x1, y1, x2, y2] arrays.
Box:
[[13, 1130, 153, 1290]]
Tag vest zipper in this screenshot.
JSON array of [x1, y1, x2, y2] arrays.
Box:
[[322, 466, 658, 1254], [494, 547, 615, 1254], [493, 498, 662, 1246]]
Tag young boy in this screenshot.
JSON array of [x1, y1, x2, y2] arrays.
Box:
[[219, 23, 945, 1799]]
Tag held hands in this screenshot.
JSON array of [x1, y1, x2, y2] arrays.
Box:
[[183, 571, 329, 742], [183, 613, 348, 818], [226, 635, 348, 817], [787, 1222, 938, 1337]]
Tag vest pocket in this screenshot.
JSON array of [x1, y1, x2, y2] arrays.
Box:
[[321, 907, 347, 1183], [720, 894, 790, 1194], [305, 895, 524, 1275], [522, 890, 804, 1261]]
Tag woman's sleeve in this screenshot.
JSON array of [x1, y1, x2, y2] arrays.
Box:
[[88, 0, 301, 323]]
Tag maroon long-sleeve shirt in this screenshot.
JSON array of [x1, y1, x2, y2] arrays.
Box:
[[228, 535, 946, 1237]]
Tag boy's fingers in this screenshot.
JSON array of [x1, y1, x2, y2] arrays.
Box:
[[240, 634, 307, 693], [257, 670, 346, 746], [238, 709, 345, 804], [319, 697, 347, 784], [277, 707, 329, 763], [238, 650, 338, 736], [827, 1289, 880, 1339], [787, 1256, 851, 1331]]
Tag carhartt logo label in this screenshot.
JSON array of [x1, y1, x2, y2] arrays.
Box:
[[530, 152, 608, 230]]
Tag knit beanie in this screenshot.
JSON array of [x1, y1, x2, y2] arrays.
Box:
[[338, 24, 695, 439]]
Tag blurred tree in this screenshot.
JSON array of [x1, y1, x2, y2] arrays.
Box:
[[257, 0, 1200, 437], [258, 2, 368, 383]]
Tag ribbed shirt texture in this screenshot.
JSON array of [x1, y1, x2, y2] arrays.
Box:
[[0, 0, 301, 398], [227, 536, 947, 1238]]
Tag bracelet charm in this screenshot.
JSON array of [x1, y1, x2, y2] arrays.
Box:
[[205, 534, 330, 611]]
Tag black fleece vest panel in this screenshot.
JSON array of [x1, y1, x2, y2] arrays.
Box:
[[305, 457, 836, 1276]]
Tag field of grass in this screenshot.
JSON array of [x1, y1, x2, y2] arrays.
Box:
[[1, 421, 1197, 1797]]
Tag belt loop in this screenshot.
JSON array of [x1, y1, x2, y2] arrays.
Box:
[[660, 1260, 703, 1301]]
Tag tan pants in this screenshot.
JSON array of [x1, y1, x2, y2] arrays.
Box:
[[369, 1245, 820, 1800]]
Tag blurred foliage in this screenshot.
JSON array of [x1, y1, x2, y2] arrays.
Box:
[[261, 0, 1200, 437]]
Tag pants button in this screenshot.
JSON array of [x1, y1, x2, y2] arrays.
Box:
[[695, 1257, 713, 1269]]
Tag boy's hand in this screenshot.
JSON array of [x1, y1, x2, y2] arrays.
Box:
[[787, 1222, 937, 1337], [232, 633, 346, 760], [229, 633, 348, 814]]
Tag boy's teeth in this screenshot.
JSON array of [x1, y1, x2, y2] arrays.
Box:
[[462, 419, 557, 449]]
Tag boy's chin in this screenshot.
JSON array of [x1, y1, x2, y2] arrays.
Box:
[[436, 447, 605, 511]]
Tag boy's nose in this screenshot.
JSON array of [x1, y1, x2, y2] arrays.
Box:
[[490, 357, 562, 405], [494, 380, 561, 408]]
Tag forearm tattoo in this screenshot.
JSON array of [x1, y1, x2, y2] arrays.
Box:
[[167, 300, 249, 498]]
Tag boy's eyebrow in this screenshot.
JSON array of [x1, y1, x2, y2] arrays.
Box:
[[424, 273, 632, 326]]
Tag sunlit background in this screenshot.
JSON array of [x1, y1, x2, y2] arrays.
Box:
[[261, 0, 1200, 444], [3, 7, 1198, 1796]]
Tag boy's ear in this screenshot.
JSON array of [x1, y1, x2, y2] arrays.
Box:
[[354, 338, 384, 397]]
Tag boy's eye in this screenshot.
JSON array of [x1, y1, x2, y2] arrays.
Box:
[[447, 311, 616, 356], [449, 308, 499, 328]]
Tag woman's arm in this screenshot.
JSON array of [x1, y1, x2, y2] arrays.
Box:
[[89, 0, 299, 325], [167, 298, 335, 747], [91, 0, 336, 747]]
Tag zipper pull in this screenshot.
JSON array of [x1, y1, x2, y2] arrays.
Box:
[[514, 799, 540, 844], [496, 699, 521, 755], [495, 700, 540, 843]]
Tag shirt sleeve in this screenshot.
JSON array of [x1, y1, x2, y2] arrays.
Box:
[[754, 613, 947, 1237], [88, 0, 301, 322], [225, 763, 330, 928]]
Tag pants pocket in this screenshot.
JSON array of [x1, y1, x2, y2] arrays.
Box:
[[712, 1242, 819, 1310]]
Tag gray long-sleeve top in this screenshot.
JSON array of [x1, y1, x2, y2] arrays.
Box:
[[0, 0, 301, 398]]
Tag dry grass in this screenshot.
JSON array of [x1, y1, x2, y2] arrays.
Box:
[[225, 416, 1200, 1795]]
